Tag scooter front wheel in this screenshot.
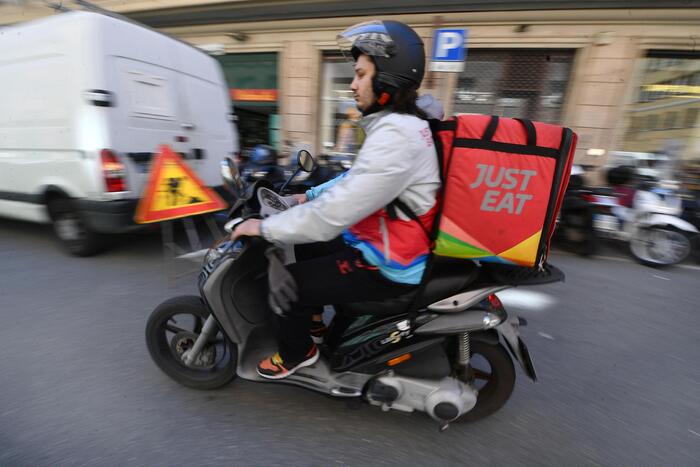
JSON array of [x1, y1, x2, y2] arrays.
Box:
[[146, 295, 238, 390], [630, 227, 691, 267]]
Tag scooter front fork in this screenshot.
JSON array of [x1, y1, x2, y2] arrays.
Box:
[[183, 315, 218, 366]]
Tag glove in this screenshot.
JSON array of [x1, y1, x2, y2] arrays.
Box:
[[264, 246, 299, 316]]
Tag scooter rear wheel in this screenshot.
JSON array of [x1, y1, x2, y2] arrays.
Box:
[[457, 341, 515, 423], [146, 295, 238, 390]]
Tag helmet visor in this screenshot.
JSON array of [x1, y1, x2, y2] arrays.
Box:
[[337, 21, 397, 60]]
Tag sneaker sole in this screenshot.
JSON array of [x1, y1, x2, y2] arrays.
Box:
[[257, 350, 320, 380]]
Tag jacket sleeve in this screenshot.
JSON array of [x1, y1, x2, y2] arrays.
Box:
[[305, 171, 348, 201], [261, 119, 418, 245]]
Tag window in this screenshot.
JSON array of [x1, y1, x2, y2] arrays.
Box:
[[649, 114, 659, 130], [619, 51, 700, 163], [664, 111, 677, 129], [451, 49, 575, 124], [319, 56, 364, 156]]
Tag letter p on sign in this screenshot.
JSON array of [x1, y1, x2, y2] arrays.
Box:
[[435, 32, 462, 58], [430, 28, 467, 73]]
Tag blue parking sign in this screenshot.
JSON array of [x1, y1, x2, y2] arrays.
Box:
[[430, 28, 467, 72]]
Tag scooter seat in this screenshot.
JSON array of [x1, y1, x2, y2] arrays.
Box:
[[340, 258, 479, 316]]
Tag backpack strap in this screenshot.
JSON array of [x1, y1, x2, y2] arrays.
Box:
[[515, 118, 537, 146], [482, 115, 499, 141], [386, 198, 433, 245]]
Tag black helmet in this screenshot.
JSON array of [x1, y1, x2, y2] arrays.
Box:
[[338, 20, 425, 99]]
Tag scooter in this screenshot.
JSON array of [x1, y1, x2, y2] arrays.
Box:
[[592, 182, 699, 267], [145, 151, 555, 428]]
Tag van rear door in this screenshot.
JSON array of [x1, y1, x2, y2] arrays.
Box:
[[107, 50, 236, 200], [172, 61, 238, 189], [109, 56, 191, 198]]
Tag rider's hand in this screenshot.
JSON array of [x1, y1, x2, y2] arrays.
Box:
[[291, 193, 308, 205], [230, 219, 262, 243]]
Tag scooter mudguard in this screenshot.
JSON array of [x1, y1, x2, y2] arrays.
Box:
[[496, 316, 537, 381], [642, 214, 699, 234]]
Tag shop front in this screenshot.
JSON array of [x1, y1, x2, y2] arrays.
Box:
[[215, 52, 279, 153]]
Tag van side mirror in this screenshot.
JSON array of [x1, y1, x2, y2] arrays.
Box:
[[297, 150, 316, 173]]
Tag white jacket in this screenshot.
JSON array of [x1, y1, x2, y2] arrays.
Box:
[[260, 110, 440, 246]]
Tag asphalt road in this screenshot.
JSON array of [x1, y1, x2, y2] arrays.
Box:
[[1, 219, 699, 466]]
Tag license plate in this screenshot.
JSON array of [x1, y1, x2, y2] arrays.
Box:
[[594, 214, 618, 231]]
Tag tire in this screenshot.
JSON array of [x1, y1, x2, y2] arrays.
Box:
[[456, 341, 516, 423], [49, 198, 104, 257], [629, 227, 691, 267], [146, 295, 238, 390]]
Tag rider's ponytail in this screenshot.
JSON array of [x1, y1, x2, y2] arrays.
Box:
[[390, 85, 428, 120]]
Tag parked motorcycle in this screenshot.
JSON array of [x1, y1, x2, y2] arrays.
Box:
[[553, 166, 597, 256], [591, 181, 699, 267], [146, 152, 558, 428]]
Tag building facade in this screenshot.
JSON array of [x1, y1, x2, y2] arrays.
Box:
[[2, 1, 699, 169]]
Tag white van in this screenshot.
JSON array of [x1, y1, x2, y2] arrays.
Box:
[[0, 11, 239, 255]]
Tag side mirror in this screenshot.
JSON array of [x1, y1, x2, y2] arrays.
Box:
[[297, 150, 316, 173], [220, 158, 245, 196]]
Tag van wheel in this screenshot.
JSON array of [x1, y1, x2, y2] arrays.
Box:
[[49, 198, 104, 257]]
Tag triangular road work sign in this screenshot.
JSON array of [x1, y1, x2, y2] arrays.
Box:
[[135, 145, 227, 224]]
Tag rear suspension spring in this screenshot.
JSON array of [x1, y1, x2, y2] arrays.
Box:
[[458, 332, 470, 366]]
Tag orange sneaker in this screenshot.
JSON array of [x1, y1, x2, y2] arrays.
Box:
[[256, 344, 319, 379]]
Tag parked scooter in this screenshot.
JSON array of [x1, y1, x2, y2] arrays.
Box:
[[591, 180, 699, 267], [239, 144, 286, 186], [145, 152, 558, 428], [680, 191, 700, 263]]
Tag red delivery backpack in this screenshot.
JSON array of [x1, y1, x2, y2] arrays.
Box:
[[429, 114, 577, 268]]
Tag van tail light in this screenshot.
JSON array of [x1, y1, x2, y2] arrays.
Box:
[[101, 149, 127, 192]]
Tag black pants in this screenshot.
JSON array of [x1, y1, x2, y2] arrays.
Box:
[[278, 237, 414, 361]]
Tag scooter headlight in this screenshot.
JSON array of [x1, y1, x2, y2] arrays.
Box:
[[204, 240, 239, 266], [204, 246, 224, 265]]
